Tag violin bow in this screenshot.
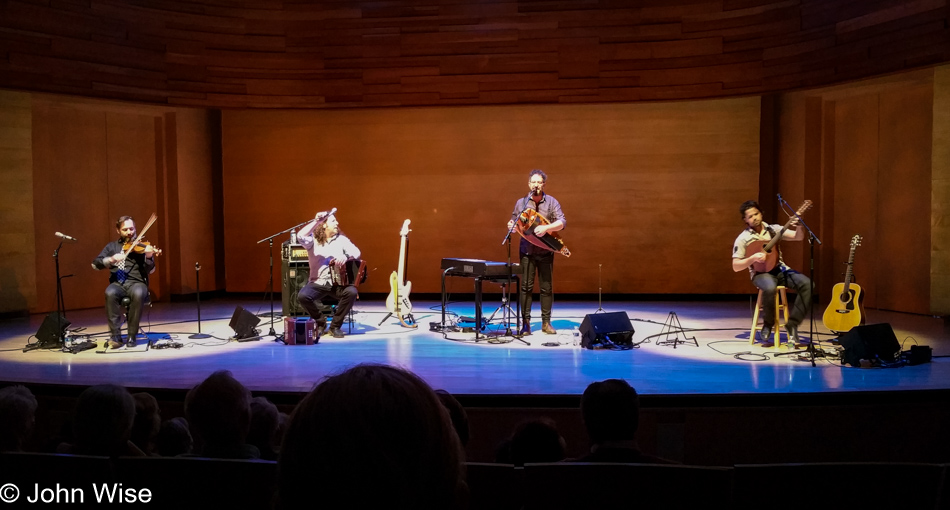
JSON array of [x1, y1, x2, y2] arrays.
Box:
[[122, 212, 158, 256]]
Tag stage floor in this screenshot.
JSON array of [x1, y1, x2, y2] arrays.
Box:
[[1, 298, 948, 396]]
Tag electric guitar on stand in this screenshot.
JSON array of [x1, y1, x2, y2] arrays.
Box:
[[823, 234, 865, 333], [381, 219, 416, 328]]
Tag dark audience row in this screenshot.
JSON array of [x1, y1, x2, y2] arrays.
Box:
[[0, 365, 665, 508]]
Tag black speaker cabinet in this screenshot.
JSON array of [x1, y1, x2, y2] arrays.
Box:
[[281, 259, 310, 317], [838, 323, 900, 367], [579, 312, 635, 349], [229, 306, 261, 340], [35, 312, 70, 347]]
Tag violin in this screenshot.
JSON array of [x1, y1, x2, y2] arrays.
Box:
[[123, 238, 162, 256]]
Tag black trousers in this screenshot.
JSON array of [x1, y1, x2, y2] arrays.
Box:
[[105, 281, 148, 341], [297, 282, 357, 329], [753, 267, 813, 329], [520, 251, 554, 323]]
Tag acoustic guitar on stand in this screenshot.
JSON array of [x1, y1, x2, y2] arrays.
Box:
[[746, 200, 812, 273], [823, 234, 864, 333], [382, 219, 416, 328]]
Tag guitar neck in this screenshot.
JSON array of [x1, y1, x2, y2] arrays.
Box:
[[397, 234, 408, 284]]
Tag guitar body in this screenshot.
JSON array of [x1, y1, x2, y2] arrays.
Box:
[[822, 234, 865, 333], [386, 270, 413, 316], [823, 283, 864, 332], [746, 240, 779, 273]]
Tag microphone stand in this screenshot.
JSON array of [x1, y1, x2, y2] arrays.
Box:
[[501, 194, 535, 346], [594, 263, 606, 313], [258, 221, 309, 339], [189, 263, 211, 339], [779, 195, 822, 367]]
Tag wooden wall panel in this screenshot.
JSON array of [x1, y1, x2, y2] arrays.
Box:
[[23, 95, 219, 314], [0, 90, 35, 315], [877, 83, 932, 313], [222, 99, 761, 295], [173, 109, 219, 295], [775, 69, 937, 315], [933, 65, 950, 314], [834, 94, 881, 310], [1, 1, 948, 108], [31, 103, 112, 313]]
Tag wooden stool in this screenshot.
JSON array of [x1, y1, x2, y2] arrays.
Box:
[[750, 286, 790, 348]]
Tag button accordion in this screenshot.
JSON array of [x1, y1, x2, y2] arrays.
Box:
[[330, 258, 368, 287]]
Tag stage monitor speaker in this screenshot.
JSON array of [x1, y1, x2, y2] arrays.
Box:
[[838, 323, 900, 367], [34, 312, 70, 347], [281, 259, 310, 317], [579, 312, 635, 349], [229, 306, 261, 341]]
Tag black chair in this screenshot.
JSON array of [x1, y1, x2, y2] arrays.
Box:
[[119, 291, 151, 347], [113, 456, 278, 509], [316, 295, 355, 334], [522, 462, 734, 510], [734, 462, 944, 510], [465, 463, 524, 510], [0, 452, 115, 494]]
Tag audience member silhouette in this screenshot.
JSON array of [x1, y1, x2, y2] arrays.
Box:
[[184, 370, 259, 459], [247, 396, 280, 461], [57, 384, 144, 457], [573, 378, 676, 464], [436, 389, 470, 448], [496, 418, 566, 466], [130, 392, 161, 455], [278, 363, 467, 509], [155, 417, 193, 457], [0, 385, 38, 452]]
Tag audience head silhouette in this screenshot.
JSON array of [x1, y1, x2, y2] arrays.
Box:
[[130, 392, 161, 455], [72, 384, 136, 456], [581, 378, 639, 444], [155, 416, 193, 457], [0, 385, 38, 452], [278, 363, 466, 509], [436, 389, 470, 447], [508, 418, 566, 466], [184, 370, 257, 458], [248, 396, 280, 460]]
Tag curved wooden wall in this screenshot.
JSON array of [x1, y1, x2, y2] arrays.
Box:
[[1, 0, 948, 108]]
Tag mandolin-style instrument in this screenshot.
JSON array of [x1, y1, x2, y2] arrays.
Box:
[[746, 200, 812, 273]]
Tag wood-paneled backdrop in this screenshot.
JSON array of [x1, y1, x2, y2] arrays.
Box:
[[0, 0, 948, 109], [223, 99, 761, 296]]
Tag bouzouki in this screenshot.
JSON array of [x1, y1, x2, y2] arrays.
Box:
[[515, 208, 571, 257], [385, 219, 416, 328], [746, 200, 812, 273], [823, 234, 864, 333]]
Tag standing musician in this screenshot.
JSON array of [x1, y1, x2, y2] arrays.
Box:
[[507, 169, 566, 335], [732, 200, 813, 347], [297, 209, 360, 339], [92, 216, 156, 349]]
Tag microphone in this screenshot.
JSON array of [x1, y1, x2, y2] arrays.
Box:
[[195, 262, 200, 270], [327, 207, 337, 216], [777, 193, 783, 202], [55, 232, 78, 242]]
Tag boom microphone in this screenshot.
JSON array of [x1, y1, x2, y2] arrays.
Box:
[[55, 232, 78, 242]]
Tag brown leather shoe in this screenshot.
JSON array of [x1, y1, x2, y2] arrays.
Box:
[[542, 322, 556, 334], [107, 339, 124, 349], [520, 323, 531, 335]]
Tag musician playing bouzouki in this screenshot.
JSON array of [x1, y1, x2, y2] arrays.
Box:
[[507, 169, 566, 336], [297, 209, 360, 339], [732, 200, 813, 348]]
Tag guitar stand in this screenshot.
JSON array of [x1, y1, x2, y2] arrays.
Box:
[[655, 311, 697, 348], [379, 312, 416, 328]]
